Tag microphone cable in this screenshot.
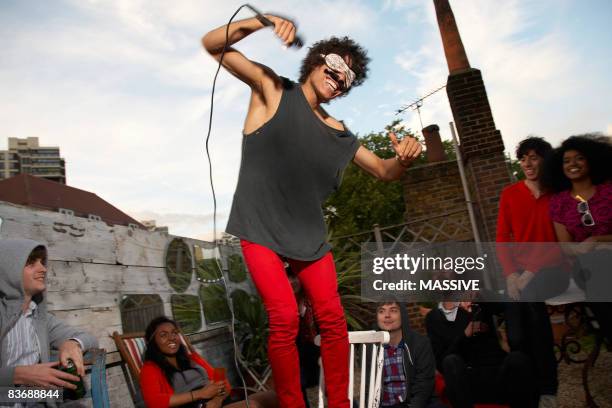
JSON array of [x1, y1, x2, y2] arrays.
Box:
[[204, 5, 303, 405], [205, 5, 252, 406]]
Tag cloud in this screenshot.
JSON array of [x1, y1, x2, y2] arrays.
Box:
[[127, 209, 221, 240], [391, 0, 581, 150], [2, 0, 610, 240], [0, 0, 380, 240]]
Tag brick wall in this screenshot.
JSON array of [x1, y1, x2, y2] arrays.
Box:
[[401, 159, 474, 332], [402, 160, 468, 221], [399, 69, 511, 329], [446, 68, 511, 241]]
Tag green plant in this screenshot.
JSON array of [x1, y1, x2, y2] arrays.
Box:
[[332, 244, 376, 330], [231, 289, 269, 375], [199, 284, 231, 324], [197, 258, 220, 281], [227, 254, 247, 283], [165, 239, 193, 293], [170, 294, 202, 334]]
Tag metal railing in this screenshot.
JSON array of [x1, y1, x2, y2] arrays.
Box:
[[330, 209, 473, 256]]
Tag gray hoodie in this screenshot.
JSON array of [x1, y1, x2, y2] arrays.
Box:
[[0, 239, 98, 386]]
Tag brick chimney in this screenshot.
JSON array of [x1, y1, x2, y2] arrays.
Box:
[[432, 0, 511, 240], [433, 0, 470, 73], [422, 124, 447, 163]]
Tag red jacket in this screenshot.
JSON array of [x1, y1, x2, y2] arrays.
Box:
[[496, 181, 565, 276], [140, 352, 231, 408]]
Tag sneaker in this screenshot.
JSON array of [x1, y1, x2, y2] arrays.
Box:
[[539, 394, 558, 408]]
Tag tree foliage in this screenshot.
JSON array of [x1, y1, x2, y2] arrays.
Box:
[[324, 120, 457, 237]]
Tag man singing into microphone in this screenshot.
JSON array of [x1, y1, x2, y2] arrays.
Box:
[[202, 13, 422, 408]]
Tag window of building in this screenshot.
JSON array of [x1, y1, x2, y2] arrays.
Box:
[[170, 294, 202, 334], [164, 238, 193, 293], [88, 214, 102, 222], [199, 283, 231, 325], [59, 208, 74, 216], [227, 254, 247, 283], [120, 294, 164, 333], [194, 246, 230, 324]]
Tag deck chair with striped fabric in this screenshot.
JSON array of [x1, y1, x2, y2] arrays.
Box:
[[112, 331, 223, 405], [315, 331, 390, 408]]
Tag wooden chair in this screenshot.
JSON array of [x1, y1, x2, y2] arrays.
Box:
[[86, 348, 111, 408], [315, 331, 390, 408]]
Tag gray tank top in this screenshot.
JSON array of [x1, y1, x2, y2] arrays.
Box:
[[226, 77, 360, 261]]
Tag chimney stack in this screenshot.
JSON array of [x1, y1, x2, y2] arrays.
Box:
[[433, 0, 470, 73], [422, 124, 447, 163]]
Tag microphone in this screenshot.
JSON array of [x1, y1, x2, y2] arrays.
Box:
[[245, 4, 304, 48]]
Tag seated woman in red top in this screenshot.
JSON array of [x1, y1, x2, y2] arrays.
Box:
[[542, 135, 612, 343], [140, 316, 277, 408]]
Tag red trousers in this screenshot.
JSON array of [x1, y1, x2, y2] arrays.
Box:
[[240, 240, 349, 408]]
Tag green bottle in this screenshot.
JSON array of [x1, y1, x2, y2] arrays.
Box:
[[61, 359, 86, 400]]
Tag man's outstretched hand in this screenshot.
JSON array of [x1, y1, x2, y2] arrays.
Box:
[[389, 132, 422, 167]]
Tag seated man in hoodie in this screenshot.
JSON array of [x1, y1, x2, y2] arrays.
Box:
[[373, 302, 445, 408], [425, 301, 538, 408], [0, 239, 98, 392]]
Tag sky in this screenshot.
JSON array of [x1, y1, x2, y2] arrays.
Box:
[[1, 0, 611, 240]]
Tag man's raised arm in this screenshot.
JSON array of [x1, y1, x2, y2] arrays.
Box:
[[202, 15, 296, 93]]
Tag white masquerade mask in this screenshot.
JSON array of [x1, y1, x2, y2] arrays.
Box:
[[320, 53, 356, 90]]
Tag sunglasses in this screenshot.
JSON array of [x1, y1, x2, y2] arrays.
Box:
[[576, 199, 595, 227]]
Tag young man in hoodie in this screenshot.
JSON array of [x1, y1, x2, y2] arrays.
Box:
[[374, 302, 444, 408], [0, 239, 98, 392]]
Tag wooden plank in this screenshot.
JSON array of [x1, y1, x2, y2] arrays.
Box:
[[46, 262, 204, 296], [0, 202, 117, 263], [46, 291, 121, 310], [115, 227, 169, 267], [50, 307, 122, 351]]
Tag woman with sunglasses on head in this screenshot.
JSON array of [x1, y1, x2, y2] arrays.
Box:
[[542, 135, 612, 343], [202, 13, 422, 408], [140, 316, 277, 408]]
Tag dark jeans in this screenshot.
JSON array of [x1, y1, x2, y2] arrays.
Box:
[[517, 266, 570, 302], [441, 352, 538, 408], [505, 302, 558, 395]]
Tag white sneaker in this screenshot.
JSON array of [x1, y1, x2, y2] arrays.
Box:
[[539, 394, 558, 408]]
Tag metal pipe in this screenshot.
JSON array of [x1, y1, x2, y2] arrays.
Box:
[[449, 122, 492, 289]]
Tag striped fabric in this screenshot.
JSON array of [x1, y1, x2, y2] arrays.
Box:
[[123, 337, 146, 371], [2, 301, 40, 367], [0, 302, 40, 408], [123, 334, 190, 373]]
